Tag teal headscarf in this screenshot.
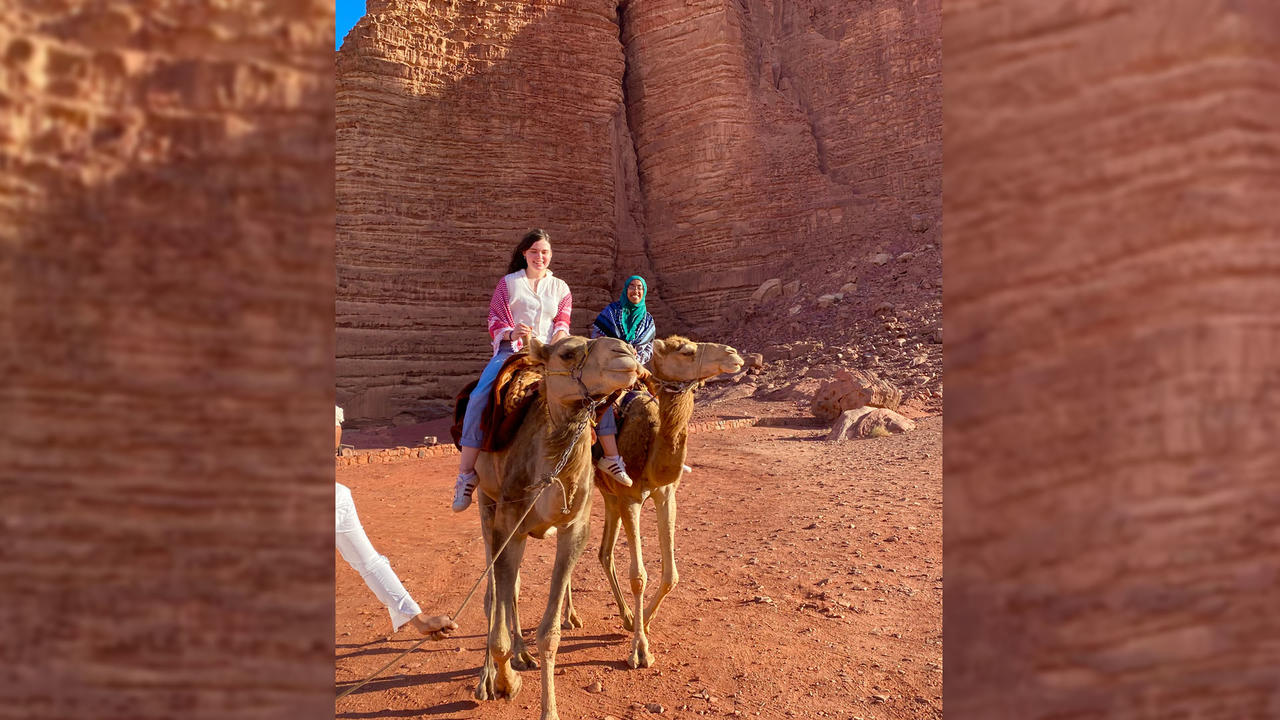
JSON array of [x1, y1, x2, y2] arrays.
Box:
[[618, 275, 648, 342]]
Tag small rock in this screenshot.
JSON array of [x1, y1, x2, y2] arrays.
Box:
[[871, 252, 891, 266], [646, 702, 665, 713], [874, 301, 895, 315], [587, 680, 604, 693], [788, 304, 802, 315], [782, 280, 801, 297], [871, 693, 890, 703], [910, 213, 930, 232], [931, 327, 943, 344], [896, 251, 915, 262], [840, 281, 858, 295], [745, 352, 764, 368]]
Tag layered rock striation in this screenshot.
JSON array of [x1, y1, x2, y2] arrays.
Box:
[[337, 0, 940, 423], [2, 1, 335, 715]]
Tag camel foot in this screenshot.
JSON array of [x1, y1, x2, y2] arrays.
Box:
[[475, 662, 495, 701], [627, 644, 654, 669], [475, 661, 522, 700], [501, 671, 522, 700], [511, 648, 538, 671], [561, 609, 583, 630]]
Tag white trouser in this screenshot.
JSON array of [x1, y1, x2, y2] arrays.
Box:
[[336, 482, 421, 631]]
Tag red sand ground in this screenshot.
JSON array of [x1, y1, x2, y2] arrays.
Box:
[[336, 399, 941, 719]]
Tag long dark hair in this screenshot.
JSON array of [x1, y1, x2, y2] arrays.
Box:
[[507, 229, 551, 274]]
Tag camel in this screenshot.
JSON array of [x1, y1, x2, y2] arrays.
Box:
[[567, 336, 743, 668], [469, 334, 640, 720]]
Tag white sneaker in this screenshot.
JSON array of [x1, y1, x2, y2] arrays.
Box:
[[451, 471, 477, 512], [596, 455, 634, 487]]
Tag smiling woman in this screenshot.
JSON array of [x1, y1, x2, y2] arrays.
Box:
[[335, 0, 365, 50]]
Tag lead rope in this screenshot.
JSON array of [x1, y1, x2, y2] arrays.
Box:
[[337, 397, 607, 702]]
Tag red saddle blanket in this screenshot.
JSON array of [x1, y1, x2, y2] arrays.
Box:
[[450, 352, 544, 452]]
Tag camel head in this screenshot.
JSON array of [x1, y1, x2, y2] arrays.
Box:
[[529, 335, 640, 407], [650, 335, 744, 383]]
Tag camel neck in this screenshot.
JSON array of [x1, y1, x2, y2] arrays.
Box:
[[542, 399, 594, 468], [655, 386, 695, 449]]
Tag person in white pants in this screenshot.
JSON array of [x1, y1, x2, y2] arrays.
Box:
[[337, 405, 456, 637]]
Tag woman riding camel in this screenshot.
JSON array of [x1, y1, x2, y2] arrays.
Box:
[[451, 229, 633, 512], [589, 275, 656, 484]]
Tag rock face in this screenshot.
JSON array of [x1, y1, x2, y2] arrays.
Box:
[[827, 407, 915, 440], [945, 2, 1280, 718], [811, 369, 903, 421], [337, 0, 941, 423], [2, 2, 334, 716]]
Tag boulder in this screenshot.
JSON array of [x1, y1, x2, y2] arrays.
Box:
[[751, 278, 783, 303], [811, 369, 903, 421], [763, 344, 793, 362], [827, 407, 916, 440]]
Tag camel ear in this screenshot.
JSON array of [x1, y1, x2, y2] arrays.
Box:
[[527, 336, 550, 364]]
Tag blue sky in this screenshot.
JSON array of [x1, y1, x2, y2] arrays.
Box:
[[336, 0, 366, 50]]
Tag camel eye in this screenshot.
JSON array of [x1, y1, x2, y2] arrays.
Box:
[[680, 347, 696, 356], [559, 349, 577, 361]]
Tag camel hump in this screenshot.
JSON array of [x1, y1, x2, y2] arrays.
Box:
[[451, 352, 543, 451]]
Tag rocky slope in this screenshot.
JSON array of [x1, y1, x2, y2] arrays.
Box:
[[337, 0, 941, 424]]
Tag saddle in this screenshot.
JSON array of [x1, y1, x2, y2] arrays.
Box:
[[450, 352, 544, 452]]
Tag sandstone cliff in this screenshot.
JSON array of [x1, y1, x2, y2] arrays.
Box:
[[337, 0, 940, 423], [2, 1, 335, 716], [944, 1, 1280, 717]]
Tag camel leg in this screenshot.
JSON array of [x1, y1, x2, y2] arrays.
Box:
[[475, 497, 499, 700], [643, 483, 680, 633], [479, 519, 525, 702], [475, 568, 498, 699], [561, 578, 583, 630], [510, 568, 539, 670], [538, 519, 591, 720], [619, 499, 653, 668], [597, 494, 635, 631]]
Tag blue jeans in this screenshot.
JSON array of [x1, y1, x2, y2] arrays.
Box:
[[598, 406, 617, 436], [460, 342, 516, 449]]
